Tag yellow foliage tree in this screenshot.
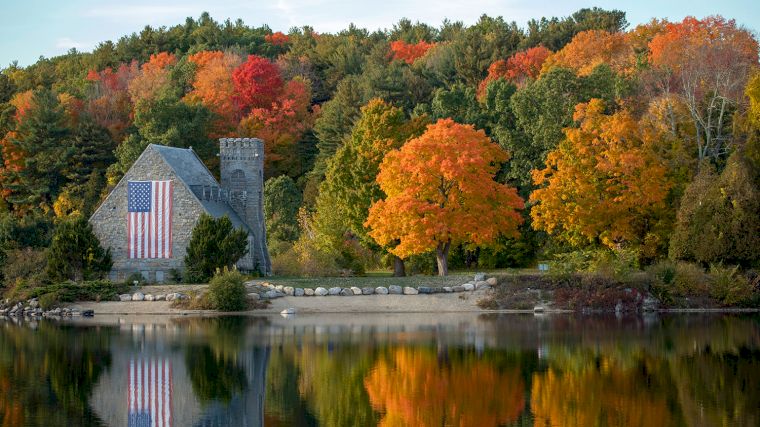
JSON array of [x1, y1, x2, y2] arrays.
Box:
[[530, 99, 672, 249], [365, 118, 524, 275]]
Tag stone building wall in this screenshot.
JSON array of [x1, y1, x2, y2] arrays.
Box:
[[219, 138, 271, 274], [90, 146, 205, 282]]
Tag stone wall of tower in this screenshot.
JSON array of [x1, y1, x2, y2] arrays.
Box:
[[219, 138, 271, 274]]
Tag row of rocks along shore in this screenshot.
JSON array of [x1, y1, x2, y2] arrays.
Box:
[[1, 274, 498, 317]]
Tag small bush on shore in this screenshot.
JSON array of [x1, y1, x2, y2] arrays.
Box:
[[208, 268, 247, 311]]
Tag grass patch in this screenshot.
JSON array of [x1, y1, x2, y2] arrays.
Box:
[[259, 269, 514, 289]]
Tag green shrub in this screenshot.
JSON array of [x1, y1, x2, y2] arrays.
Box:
[[208, 268, 247, 311], [39, 292, 59, 310], [646, 260, 678, 305], [185, 214, 249, 283], [30, 280, 128, 303], [708, 264, 753, 306], [673, 262, 710, 296], [2, 247, 47, 289], [46, 216, 112, 282], [549, 248, 639, 280], [124, 272, 145, 286]]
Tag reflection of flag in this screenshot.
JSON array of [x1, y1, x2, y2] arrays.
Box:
[[127, 180, 173, 259], [128, 357, 173, 427]]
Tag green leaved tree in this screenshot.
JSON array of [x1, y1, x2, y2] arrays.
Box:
[[184, 214, 249, 283], [46, 216, 112, 282]]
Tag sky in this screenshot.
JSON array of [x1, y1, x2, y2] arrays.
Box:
[[1, 0, 759, 66]]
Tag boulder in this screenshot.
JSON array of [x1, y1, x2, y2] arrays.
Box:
[[474, 281, 490, 290], [452, 285, 466, 293], [275, 285, 284, 292], [340, 288, 353, 296], [388, 285, 403, 294], [486, 277, 498, 286], [155, 294, 166, 301], [328, 287, 342, 296], [350, 286, 363, 295], [247, 293, 261, 301], [375, 286, 389, 295], [28, 299, 39, 309], [304, 288, 315, 296], [145, 294, 155, 301], [315, 287, 329, 296], [131, 292, 145, 302], [283, 286, 295, 296], [264, 290, 285, 299], [119, 294, 132, 302], [403, 287, 419, 295], [474, 272, 486, 282], [281, 308, 296, 315], [533, 305, 546, 313], [462, 283, 475, 291], [641, 296, 659, 312], [294, 288, 305, 297], [361, 287, 374, 295], [165, 293, 178, 302], [443, 287, 453, 293], [417, 286, 434, 294], [82, 309, 94, 317]]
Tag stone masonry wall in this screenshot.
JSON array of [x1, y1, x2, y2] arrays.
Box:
[[219, 138, 271, 274], [89, 146, 206, 282]]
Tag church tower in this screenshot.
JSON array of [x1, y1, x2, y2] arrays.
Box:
[[219, 138, 271, 275]]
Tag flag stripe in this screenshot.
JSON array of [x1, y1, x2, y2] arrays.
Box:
[[128, 357, 172, 427], [128, 181, 172, 259]]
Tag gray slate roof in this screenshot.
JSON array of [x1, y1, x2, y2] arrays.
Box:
[[150, 144, 251, 233]]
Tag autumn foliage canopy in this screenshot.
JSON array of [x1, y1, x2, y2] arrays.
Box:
[[365, 119, 524, 271]]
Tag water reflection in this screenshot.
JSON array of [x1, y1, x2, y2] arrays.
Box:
[[0, 313, 758, 426]]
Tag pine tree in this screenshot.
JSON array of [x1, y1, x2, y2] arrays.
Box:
[[46, 216, 112, 282], [5, 89, 73, 213], [184, 214, 249, 282]]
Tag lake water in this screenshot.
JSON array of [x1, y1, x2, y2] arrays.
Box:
[[1, 313, 758, 426]]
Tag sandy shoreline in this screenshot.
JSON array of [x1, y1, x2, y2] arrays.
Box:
[[67, 289, 495, 315]]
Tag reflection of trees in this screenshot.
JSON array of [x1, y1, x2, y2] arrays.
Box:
[[531, 356, 677, 427], [295, 344, 379, 427], [364, 347, 525, 427], [184, 317, 248, 405], [671, 348, 760, 427], [186, 345, 247, 404], [264, 346, 318, 426], [0, 322, 111, 426]]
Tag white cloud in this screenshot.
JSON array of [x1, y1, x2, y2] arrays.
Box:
[[55, 37, 90, 50]]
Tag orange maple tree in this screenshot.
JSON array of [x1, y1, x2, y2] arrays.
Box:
[[388, 40, 437, 64], [365, 118, 524, 275], [128, 52, 177, 105], [530, 99, 672, 248], [364, 347, 525, 427], [478, 46, 551, 96], [185, 51, 242, 135], [542, 30, 634, 76]]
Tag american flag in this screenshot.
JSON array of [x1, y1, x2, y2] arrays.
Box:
[[128, 357, 173, 427], [127, 181, 173, 259]]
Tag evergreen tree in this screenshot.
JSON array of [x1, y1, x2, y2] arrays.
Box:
[[46, 216, 112, 282], [263, 175, 302, 254], [5, 89, 73, 212], [184, 214, 249, 282], [67, 117, 115, 187]]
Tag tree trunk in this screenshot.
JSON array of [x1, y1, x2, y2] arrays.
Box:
[[392, 255, 406, 277], [435, 241, 450, 276]]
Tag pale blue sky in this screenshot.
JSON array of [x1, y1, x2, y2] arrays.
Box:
[[1, 0, 758, 66]]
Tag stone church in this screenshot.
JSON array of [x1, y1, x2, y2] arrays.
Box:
[[89, 138, 271, 282]]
